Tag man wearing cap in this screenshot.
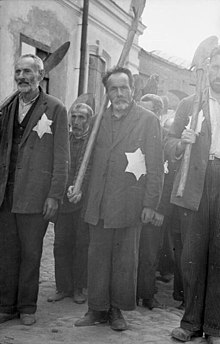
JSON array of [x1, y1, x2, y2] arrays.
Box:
[[137, 93, 165, 310], [47, 103, 93, 305], [166, 46, 220, 344]]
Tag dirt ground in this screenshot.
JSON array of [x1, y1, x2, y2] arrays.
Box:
[[0, 223, 206, 344]]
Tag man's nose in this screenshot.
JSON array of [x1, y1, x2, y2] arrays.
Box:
[[74, 117, 80, 125], [116, 88, 123, 96], [16, 71, 24, 78]]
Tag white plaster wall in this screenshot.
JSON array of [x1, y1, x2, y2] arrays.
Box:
[[0, 0, 81, 108], [113, 0, 131, 13], [0, 0, 145, 109], [88, 0, 143, 73]]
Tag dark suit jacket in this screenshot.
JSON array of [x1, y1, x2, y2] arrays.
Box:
[[84, 101, 164, 228], [165, 88, 211, 211], [0, 88, 70, 213]]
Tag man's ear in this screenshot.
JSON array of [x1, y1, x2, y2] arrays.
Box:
[[38, 69, 45, 81]]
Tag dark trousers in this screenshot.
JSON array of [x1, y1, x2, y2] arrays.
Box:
[[0, 196, 48, 314], [137, 223, 162, 299], [180, 160, 220, 336], [172, 206, 184, 302], [158, 215, 174, 276], [88, 221, 141, 311], [54, 211, 89, 293]]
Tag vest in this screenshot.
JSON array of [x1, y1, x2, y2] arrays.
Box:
[[8, 97, 38, 184]]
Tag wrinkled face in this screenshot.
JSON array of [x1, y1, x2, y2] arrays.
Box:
[[208, 54, 220, 93], [14, 57, 43, 95], [71, 108, 90, 136], [106, 73, 134, 111]]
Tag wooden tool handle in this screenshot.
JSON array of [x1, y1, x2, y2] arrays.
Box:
[[176, 69, 204, 197]]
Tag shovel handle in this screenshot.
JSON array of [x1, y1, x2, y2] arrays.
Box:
[[176, 69, 204, 197], [0, 91, 19, 111]]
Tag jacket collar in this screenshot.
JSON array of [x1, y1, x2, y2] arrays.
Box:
[[101, 101, 141, 149], [6, 96, 18, 144], [19, 87, 48, 147]]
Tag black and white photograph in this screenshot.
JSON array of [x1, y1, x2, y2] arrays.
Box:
[[0, 0, 220, 343]]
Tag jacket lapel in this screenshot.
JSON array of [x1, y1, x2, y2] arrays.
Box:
[[7, 96, 18, 144], [110, 102, 139, 150], [20, 90, 47, 147], [100, 107, 113, 144]]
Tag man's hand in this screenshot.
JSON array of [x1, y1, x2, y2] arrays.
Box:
[[151, 212, 164, 227], [43, 198, 58, 220], [141, 207, 155, 224], [67, 185, 82, 204], [176, 128, 197, 156], [181, 128, 197, 144]]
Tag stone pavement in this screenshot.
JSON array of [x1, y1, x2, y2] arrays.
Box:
[[0, 224, 207, 344]]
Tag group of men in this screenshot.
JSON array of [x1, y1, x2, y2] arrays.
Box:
[[0, 44, 220, 344]]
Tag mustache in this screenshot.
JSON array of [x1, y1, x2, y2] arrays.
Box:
[[213, 78, 220, 83], [18, 79, 29, 84], [114, 97, 128, 102], [73, 125, 81, 129]]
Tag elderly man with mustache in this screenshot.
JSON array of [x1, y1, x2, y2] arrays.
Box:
[[0, 54, 69, 326], [75, 66, 164, 331]]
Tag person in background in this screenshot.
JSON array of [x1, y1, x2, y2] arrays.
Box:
[[140, 93, 164, 120], [166, 46, 220, 344], [162, 117, 184, 310], [157, 106, 175, 284], [47, 103, 93, 305], [0, 54, 69, 326], [137, 97, 183, 310], [171, 206, 184, 309], [158, 116, 184, 310], [74, 67, 164, 331], [137, 93, 165, 309]]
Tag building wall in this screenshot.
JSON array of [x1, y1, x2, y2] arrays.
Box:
[[139, 49, 196, 109], [0, 0, 76, 106], [0, 0, 145, 111]]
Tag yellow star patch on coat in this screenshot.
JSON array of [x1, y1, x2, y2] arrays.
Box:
[[33, 113, 53, 139], [125, 148, 147, 181]]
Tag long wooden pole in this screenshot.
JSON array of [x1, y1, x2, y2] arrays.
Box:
[[71, 1, 146, 197], [176, 35, 218, 197], [176, 68, 204, 197], [78, 0, 89, 96]]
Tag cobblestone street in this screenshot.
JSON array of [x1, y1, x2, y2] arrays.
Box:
[[0, 224, 206, 344]]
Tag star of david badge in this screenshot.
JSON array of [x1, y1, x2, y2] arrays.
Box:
[[33, 113, 53, 139], [125, 148, 147, 181]]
